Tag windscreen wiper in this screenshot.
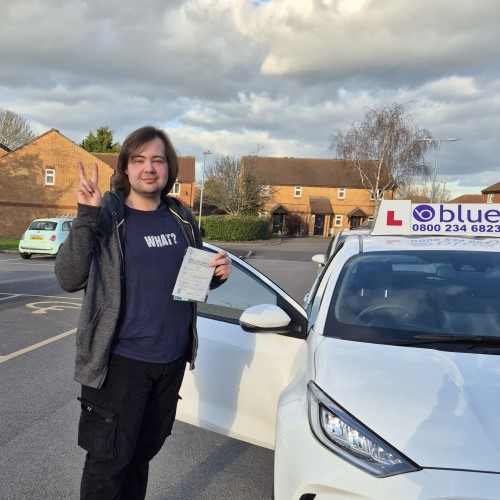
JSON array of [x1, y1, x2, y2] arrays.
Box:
[[409, 334, 500, 345]]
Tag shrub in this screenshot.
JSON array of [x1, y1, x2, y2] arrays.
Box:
[[201, 215, 270, 241]]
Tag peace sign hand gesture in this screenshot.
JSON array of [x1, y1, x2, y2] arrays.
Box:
[[77, 161, 102, 207]]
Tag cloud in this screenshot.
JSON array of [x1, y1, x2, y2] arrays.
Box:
[[0, 0, 499, 195]]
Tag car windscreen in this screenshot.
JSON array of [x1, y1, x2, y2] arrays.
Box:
[[29, 221, 58, 231], [325, 250, 500, 350]]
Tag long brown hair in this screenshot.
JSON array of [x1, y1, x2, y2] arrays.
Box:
[[113, 126, 179, 198]]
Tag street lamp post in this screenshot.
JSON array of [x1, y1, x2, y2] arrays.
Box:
[[198, 150, 212, 226], [422, 138, 461, 203]]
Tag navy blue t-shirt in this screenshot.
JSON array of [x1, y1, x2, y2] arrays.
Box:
[[112, 203, 192, 363]]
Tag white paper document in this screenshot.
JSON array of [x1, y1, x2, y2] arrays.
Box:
[[172, 247, 215, 302]]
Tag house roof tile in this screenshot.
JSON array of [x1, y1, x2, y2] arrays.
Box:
[[240, 156, 392, 188], [482, 182, 500, 193], [309, 196, 333, 214], [448, 194, 484, 203], [347, 207, 368, 217], [270, 204, 288, 214]]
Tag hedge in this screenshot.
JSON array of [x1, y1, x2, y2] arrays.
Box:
[[201, 215, 270, 241]]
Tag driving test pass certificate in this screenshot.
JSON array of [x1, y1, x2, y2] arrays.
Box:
[[172, 247, 215, 302]]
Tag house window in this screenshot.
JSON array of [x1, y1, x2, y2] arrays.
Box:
[[261, 185, 270, 197], [171, 181, 180, 196], [294, 186, 302, 198], [45, 169, 55, 185], [338, 187, 345, 199], [487, 193, 494, 203], [335, 215, 343, 227], [370, 189, 384, 200]]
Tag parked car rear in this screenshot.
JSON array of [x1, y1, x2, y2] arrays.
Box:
[[18, 218, 73, 259]]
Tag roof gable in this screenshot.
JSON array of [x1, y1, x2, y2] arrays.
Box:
[[0, 128, 112, 171]]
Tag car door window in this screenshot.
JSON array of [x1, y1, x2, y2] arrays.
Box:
[[198, 262, 277, 322], [62, 221, 72, 231]]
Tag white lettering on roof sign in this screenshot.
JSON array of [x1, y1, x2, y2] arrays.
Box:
[[372, 200, 500, 237]]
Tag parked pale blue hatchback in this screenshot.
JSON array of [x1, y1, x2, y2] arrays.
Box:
[[19, 218, 72, 259]]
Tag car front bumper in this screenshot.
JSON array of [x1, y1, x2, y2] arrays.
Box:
[[274, 390, 500, 500]]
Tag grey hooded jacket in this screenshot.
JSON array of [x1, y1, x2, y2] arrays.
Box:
[[55, 191, 222, 389]]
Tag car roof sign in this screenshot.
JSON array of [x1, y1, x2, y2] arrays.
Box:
[[372, 200, 500, 237]]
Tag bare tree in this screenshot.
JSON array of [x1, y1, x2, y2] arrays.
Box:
[[0, 109, 36, 149], [249, 143, 265, 156], [330, 103, 434, 214], [396, 180, 453, 203], [202, 155, 267, 215]]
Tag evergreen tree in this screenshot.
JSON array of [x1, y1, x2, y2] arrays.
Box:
[[81, 126, 121, 152]]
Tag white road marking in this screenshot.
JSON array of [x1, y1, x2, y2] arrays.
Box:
[[0, 294, 18, 301], [0, 328, 76, 363], [27, 301, 82, 314], [0, 292, 82, 300], [0, 257, 54, 265]]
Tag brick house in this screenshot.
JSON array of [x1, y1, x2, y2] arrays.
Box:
[[240, 156, 395, 237], [449, 182, 500, 204], [0, 129, 196, 238], [482, 183, 500, 203]]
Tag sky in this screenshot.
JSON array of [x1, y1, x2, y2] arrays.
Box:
[[1, 0, 500, 197]]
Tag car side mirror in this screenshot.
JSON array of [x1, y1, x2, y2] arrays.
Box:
[[239, 304, 296, 334], [311, 254, 325, 265]]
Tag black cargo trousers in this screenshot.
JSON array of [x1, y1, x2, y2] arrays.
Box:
[[77, 353, 186, 500]]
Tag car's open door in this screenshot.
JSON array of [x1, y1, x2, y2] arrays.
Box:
[[177, 244, 307, 449]]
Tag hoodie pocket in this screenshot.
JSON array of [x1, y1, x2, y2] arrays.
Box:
[[77, 397, 117, 459]]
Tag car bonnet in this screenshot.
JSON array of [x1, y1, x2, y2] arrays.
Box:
[[313, 337, 500, 472]]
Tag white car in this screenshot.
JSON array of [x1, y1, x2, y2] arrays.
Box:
[[178, 200, 500, 499], [18, 218, 72, 258]]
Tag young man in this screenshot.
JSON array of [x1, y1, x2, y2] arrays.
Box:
[[55, 126, 232, 499]]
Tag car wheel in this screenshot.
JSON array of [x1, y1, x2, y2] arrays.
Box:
[[20, 252, 32, 259]]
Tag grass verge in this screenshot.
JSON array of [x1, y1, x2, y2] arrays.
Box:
[[0, 238, 19, 252]]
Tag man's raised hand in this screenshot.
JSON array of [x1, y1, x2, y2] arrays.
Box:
[[77, 161, 102, 207]]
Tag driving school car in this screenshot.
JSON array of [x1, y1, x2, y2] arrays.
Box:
[[178, 200, 500, 499]]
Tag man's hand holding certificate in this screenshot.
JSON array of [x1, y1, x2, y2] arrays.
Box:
[[173, 247, 233, 302], [172, 247, 216, 302]]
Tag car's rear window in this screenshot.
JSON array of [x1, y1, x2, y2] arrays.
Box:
[[29, 220, 58, 231], [325, 250, 500, 342]]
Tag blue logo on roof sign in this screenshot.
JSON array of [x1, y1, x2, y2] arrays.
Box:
[[413, 204, 500, 224], [413, 205, 435, 222]]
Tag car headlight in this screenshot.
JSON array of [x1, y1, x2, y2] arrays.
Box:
[[308, 381, 420, 477]]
